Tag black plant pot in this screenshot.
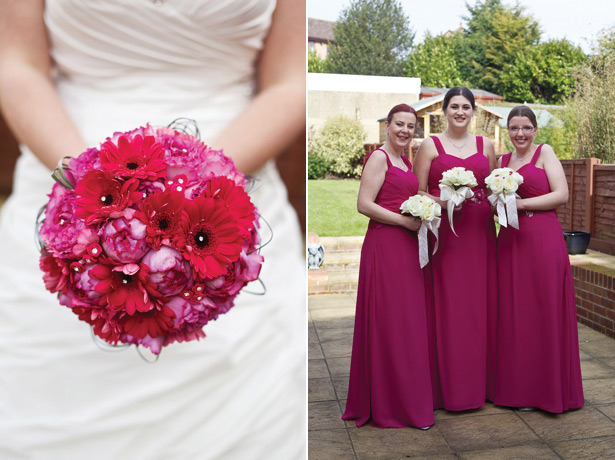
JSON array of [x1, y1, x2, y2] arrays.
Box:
[[563, 231, 591, 255]]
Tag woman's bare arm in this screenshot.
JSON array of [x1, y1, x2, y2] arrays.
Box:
[[516, 145, 569, 211], [0, 0, 87, 170], [212, 0, 305, 174]]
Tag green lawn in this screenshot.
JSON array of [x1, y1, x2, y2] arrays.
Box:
[[308, 179, 368, 237]]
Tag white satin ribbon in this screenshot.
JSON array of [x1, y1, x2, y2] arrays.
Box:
[[418, 218, 440, 268], [439, 184, 474, 237], [488, 192, 520, 229]]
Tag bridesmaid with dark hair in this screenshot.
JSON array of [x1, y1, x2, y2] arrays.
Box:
[[494, 105, 584, 412], [413, 86, 498, 411], [342, 103, 435, 429]]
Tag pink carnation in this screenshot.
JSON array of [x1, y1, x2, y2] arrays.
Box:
[[39, 185, 88, 258]]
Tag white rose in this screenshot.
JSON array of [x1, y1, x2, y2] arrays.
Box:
[[489, 176, 505, 194], [422, 204, 436, 221], [503, 176, 519, 193], [401, 195, 423, 216]]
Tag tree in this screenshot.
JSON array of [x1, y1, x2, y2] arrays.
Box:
[[404, 32, 466, 87], [308, 49, 329, 73], [500, 39, 587, 103], [593, 26, 615, 57], [460, 0, 540, 93], [327, 0, 414, 76]]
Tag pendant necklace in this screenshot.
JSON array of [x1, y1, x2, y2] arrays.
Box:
[[445, 132, 468, 151], [514, 146, 534, 162]]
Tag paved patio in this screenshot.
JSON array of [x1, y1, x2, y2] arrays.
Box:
[[309, 292, 615, 460]]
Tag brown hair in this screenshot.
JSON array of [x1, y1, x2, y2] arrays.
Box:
[[507, 105, 538, 128], [386, 103, 418, 124], [442, 86, 475, 110]]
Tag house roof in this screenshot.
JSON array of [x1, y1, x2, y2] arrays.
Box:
[[308, 18, 335, 43], [376, 95, 445, 122], [411, 94, 445, 113]]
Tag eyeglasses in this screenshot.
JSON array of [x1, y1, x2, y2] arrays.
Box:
[[508, 126, 534, 134]]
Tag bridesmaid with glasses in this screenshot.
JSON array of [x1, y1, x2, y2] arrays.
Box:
[[494, 105, 584, 412]]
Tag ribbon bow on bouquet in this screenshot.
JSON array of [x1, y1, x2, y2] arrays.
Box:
[[438, 167, 478, 237], [400, 195, 441, 268], [485, 167, 524, 229]]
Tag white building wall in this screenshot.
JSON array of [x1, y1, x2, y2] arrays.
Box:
[[308, 73, 421, 143]]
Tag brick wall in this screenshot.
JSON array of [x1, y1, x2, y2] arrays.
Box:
[[572, 265, 615, 340]]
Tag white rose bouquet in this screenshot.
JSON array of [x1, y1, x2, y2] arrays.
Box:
[[485, 167, 524, 229], [400, 195, 441, 268], [438, 167, 478, 236]]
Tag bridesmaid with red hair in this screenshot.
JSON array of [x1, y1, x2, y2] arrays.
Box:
[[342, 103, 434, 429]]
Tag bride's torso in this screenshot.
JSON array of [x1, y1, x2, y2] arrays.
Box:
[[45, 0, 276, 144]]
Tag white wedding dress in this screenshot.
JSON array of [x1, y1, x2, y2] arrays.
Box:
[[0, 1, 306, 459]]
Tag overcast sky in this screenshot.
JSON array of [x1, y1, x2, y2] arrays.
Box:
[[308, 0, 615, 54]]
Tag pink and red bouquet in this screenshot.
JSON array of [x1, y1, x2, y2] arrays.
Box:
[[37, 121, 263, 354]]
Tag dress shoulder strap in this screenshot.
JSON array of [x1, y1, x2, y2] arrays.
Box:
[[362, 148, 391, 172], [501, 152, 512, 168], [476, 136, 483, 154], [401, 154, 411, 169], [531, 144, 544, 165], [431, 136, 446, 156]]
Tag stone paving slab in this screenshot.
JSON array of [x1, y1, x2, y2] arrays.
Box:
[[309, 293, 615, 459]]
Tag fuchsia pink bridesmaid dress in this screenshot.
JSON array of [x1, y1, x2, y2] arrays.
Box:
[[342, 149, 434, 428], [425, 136, 498, 411], [494, 146, 584, 412]]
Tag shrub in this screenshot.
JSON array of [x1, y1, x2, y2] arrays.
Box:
[[307, 153, 331, 179], [311, 116, 366, 178]]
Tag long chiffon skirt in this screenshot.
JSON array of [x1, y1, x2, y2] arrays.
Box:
[[342, 226, 434, 428]]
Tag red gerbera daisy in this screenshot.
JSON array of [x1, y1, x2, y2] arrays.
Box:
[[100, 134, 167, 180], [90, 262, 160, 315], [74, 170, 143, 225], [120, 303, 175, 339], [39, 253, 72, 294], [70, 300, 123, 345], [200, 176, 256, 237], [136, 190, 185, 249], [175, 196, 243, 279]]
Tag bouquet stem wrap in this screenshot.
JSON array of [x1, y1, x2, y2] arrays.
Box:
[[400, 194, 441, 269], [485, 167, 524, 230], [418, 218, 440, 268], [488, 192, 520, 229], [439, 184, 474, 237]]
